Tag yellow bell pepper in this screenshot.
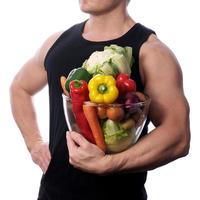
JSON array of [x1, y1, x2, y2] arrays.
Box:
[[88, 75, 119, 104]]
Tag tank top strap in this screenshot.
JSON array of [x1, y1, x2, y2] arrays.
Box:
[[130, 23, 156, 91]]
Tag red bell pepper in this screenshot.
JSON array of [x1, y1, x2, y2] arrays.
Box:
[[69, 80, 95, 143], [116, 73, 136, 95]]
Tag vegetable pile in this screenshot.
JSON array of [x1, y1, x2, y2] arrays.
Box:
[[82, 44, 133, 76], [61, 44, 149, 153]]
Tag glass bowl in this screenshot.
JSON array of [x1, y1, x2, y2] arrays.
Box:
[[63, 94, 151, 153]]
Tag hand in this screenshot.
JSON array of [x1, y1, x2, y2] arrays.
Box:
[[30, 141, 51, 174], [66, 131, 112, 175]]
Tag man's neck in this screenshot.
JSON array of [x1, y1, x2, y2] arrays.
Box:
[[82, 8, 135, 41]]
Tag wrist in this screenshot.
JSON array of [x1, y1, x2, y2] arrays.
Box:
[[27, 137, 43, 153], [103, 153, 128, 174]]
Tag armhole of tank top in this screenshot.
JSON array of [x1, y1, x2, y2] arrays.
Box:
[[136, 29, 156, 89], [43, 24, 80, 70], [43, 31, 66, 70]]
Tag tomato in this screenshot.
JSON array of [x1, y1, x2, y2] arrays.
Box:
[[97, 106, 107, 119], [106, 107, 125, 121]]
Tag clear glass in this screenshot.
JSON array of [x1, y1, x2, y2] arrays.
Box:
[[63, 94, 151, 153]]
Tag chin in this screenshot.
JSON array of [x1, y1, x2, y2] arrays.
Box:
[[79, 1, 99, 14], [79, 0, 93, 12], [79, 0, 121, 15]]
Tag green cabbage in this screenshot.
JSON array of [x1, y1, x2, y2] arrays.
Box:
[[82, 44, 133, 76], [102, 119, 130, 145]]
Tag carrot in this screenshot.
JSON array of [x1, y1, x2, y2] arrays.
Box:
[[83, 104, 106, 152], [60, 76, 69, 96]]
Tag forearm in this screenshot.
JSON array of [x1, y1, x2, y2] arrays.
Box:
[[10, 84, 43, 152], [108, 124, 189, 173]]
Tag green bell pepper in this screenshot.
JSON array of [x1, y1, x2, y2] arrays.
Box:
[[65, 67, 92, 92]]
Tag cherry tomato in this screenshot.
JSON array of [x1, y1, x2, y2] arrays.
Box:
[[106, 107, 125, 121], [97, 106, 107, 119]]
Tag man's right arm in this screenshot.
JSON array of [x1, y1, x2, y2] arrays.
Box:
[[10, 32, 62, 173]]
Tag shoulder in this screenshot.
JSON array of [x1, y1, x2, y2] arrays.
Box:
[[139, 34, 182, 84], [36, 22, 84, 67], [40, 32, 64, 54], [34, 31, 64, 67], [140, 34, 177, 65], [39, 22, 83, 53]]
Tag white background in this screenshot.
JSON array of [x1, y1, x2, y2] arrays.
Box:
[[0, 0, 199, 199]]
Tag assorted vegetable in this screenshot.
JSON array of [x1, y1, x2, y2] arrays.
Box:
[[65, 67, 91, 92], [103, 119, 129, 144], [60, 76, 68, 96], [88, 75, 119, 104], [82, 45, 133, 76], [106, 106, 125, 121], [60, 44, 149, 153], [70, 80, 89, 102], [116, 73, 136, 95], [97, 106, 107, 119], [121, 118, 135, 130], [102, 119, 134, 153], [69, 80, 95, 143], [83, 104, 106, 152]]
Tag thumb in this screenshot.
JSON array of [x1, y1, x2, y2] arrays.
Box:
[[69, 131, 89, 147]]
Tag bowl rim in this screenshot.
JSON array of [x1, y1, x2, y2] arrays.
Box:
[[62, 93, 151, 107]]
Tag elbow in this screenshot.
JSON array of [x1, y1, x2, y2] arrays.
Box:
[[179, 139, 190, 157], [177, 128, 190, 158], [10, 79, 21, 100], [10, 80, 19, 108], [10, 79, 17, 98], [9, 78, 25, 103], [177, 103, 191, 157], [10, 78, 30, 98]]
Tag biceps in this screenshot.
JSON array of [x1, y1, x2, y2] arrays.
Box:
[[148, 89, 189, 128], [146, 70, 190, 127], [143, 59, 186, 126], [13, 57, 47, 95]]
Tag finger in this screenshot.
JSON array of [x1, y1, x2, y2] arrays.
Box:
[[36, 150, 50, 166], [37, 159, 46, 173], [38, 150, 50, 164], [35, 155, 47, 167], [44, 161, 51, 173], [32, 152, 43, 165], [41, 163, 46, 173], [40, 157, 51, 173], [69, 131, 89, 147], [37, 143, 51, 161], [45, 148, 51, 160], [66, 132, 78, 151], [69, 158, 73, 165], [42, 163, 48, 174], [43, 157, 51, 170]]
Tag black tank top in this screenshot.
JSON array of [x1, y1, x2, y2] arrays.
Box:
[[38, 21, 155, 200]]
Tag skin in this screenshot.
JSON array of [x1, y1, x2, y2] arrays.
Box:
[[10, 32, 62, 173], [10, 0, 190, 175]]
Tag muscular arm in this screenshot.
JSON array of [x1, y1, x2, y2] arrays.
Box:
[[108, 35, 190, 172], [10, 32, 62, 172], [10, 55, 47, 150]]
